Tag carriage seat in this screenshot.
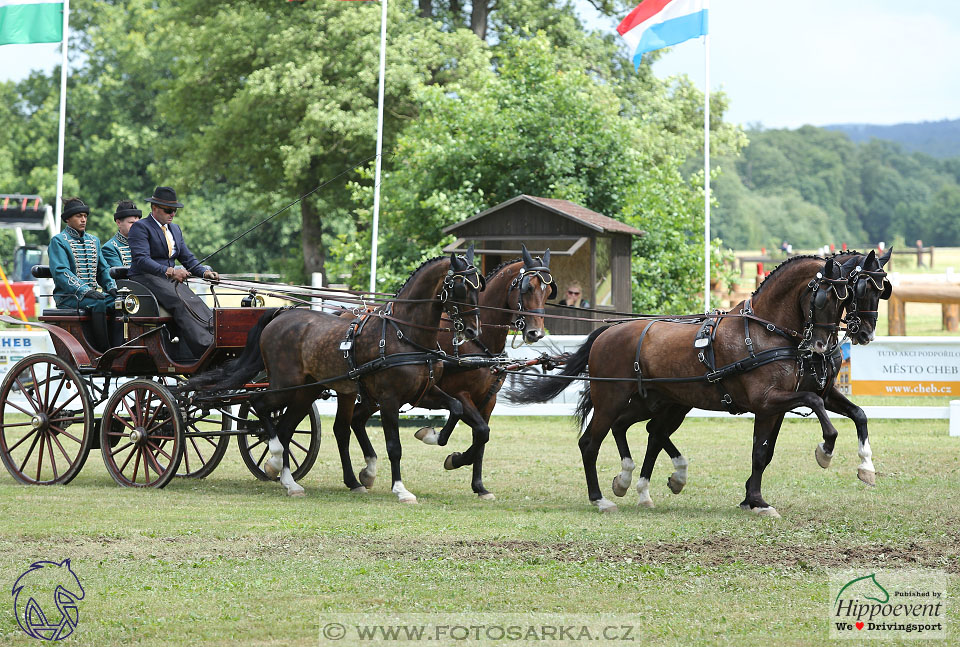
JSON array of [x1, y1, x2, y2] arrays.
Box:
[[31, 266, 91, 319]]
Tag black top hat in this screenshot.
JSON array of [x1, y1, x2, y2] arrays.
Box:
[[114, 200, 142, 221], [145, 186, 184, 209], [61, 197, 89, 221]]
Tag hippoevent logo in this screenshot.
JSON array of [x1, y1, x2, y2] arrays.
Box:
[[830, 569, 946, 639], [11, 559, 85, 641]]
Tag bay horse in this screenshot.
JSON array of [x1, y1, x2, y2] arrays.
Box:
[[604, 249, 894, 514], [186, 250, 483, 501], [508, 255, 848, 517], [349, 244, 554, 500]]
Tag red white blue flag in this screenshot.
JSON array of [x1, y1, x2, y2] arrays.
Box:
[[617, 0, 708, 68]]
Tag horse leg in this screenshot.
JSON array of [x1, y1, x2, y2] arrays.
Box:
[[274, 400, 313, 497], [379, 402, 417, 504], [821, 387, 876, 486], [633, 405, 689, 506], [740, 413, 785, 518], [657, 408, 691, 494], [350, 398, 380, 490], [332, 397, 366, 492], [609, 414, 636, 498], [579, 408, 618, 513], [440, 395, 493, 500], [247, 398, 282, 481]]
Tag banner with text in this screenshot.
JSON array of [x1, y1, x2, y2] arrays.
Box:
[[850, 337, 960, 396]]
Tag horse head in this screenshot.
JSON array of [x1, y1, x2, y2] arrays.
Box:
[[799, 257, 849, 355], [444, 244, 484, 343], [841, 248, 892, 345], [510, 244, 555, 344]]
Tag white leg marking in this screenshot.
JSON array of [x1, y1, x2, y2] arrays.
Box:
[[858, 439, 875, 473], [611, 457, 635, 497], [358, 455, 377, 488], [414, 427, 440, 445], [392, 481, 418, 504], [592, 497, 618, 513], [636, 477, 654, 508], [280, 466, 305, 497], [264, 436, 283, 480], [667, 455, 689, 494]]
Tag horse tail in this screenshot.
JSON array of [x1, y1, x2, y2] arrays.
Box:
[[182, 308, 286, 391], [506, 325, 611, 405], [574, 384, 594, 433]]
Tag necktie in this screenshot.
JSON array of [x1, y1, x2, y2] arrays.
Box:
[[161, 224, 174, 258]]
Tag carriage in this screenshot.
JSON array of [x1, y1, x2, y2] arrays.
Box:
[[0, 266, 321, 488]]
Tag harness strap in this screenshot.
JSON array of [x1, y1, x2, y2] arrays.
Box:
[[633, 322, 655, 398]]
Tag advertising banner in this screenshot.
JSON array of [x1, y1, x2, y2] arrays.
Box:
[[0, 330, 53, 380], [0, 282, 36, 318], [850, 337, 960, 396]]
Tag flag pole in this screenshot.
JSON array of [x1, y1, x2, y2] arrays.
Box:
[[53, 0, 69, 230], [702, 29, 711, 312], [368, 0, 388, 294]]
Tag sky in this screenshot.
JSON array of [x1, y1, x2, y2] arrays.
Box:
[[2, 1, 959, 130]]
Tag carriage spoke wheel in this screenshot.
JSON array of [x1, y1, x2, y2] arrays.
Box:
[[235, 402, 320, 482], [0, 354, 93, 485], [176, 405, 230, 479], [100, 380, 183, 488]]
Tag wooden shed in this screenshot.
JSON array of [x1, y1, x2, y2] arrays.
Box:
[[442, 195, 644, 334]]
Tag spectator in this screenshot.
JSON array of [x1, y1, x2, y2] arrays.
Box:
[[559, 282, 590, 308]]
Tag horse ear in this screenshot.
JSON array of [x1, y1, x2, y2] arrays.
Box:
[[543, 248, 551, 267], [825, 258, 837, 277], [879, 247, 892, 267], [521, 243, 535, 268], [466, 244, 475, 267], [865, 249, 877, 267]]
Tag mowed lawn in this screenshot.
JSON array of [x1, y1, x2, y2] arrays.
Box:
[[1, 414, 958, 646]]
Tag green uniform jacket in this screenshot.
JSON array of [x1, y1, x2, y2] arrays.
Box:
[[48, 226, 116, 308]]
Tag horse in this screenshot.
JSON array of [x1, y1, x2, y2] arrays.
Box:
[[508, 254, 849, 517], [348, 244, 554, 500], [186, 249, 484, 501]]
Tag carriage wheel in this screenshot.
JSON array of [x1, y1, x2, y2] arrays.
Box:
[[176, 405, 230, 479], [235, 402, 320, 481], [100, 380, 184, 488], [0, 354, 94, 485]]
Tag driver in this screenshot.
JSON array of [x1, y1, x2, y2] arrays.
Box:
[[127, 186, 219, 358]]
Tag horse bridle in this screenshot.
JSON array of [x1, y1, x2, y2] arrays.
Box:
[[800, 271, 848, 352], [508, 264, 555, 333], [439, 261, 484, 345], [843, 265, 890, 334]]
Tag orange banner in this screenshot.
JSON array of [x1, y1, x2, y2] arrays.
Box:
[[0, 283, 35, 318], [852, 380, 957, 396]]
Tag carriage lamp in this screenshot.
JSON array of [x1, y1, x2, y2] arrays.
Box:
[[122, 292, 141, 315], [241, 292, 265, 308], [115, 287, 130, 314]]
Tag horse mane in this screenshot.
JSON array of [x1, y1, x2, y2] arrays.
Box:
[[751, 254, 824, 298], [392, 255, 450, 297], [484, 258, 522, 281]]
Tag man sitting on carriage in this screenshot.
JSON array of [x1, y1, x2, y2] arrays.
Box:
[[127, 186, 219, 359], [101, 200, 142, 268], [48, 197, 118, 349]]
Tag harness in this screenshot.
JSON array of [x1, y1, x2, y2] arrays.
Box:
[[630, 273, 843, 414]]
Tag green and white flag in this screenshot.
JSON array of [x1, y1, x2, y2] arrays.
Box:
[[0, 0, 63, 45]]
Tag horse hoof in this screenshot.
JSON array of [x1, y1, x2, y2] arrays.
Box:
[[350, 485, 368, 493], [638, 498, 655, 509], [398, 495, 418, 504], [264, 461, 281, 480], [611, 476, 628, 498], [667, 474, 685, 494], [478, 492, 496, 501], [359, 468, 376, 488], [414, 427, 439, 445], [443, 453, 460, 470], [592, 498, 618, 513], [858, 468, 876, 487], [815, 443, 833, 469], [287, 488, 306, 497], [740, 503, 779, 518]]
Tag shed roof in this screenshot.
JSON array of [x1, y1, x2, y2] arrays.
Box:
[[443, 195, 644, 237]]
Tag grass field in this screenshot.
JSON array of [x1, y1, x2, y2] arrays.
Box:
[[0, 414, 957, 646]]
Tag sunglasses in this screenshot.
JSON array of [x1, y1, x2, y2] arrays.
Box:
[[157, 206, 177, 215], [567, 290, 580, 295]]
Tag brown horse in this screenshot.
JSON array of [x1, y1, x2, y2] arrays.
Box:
[[187, 250, 483, 501], [604, 249, 894, 515], [508, 255, 848, 517], [350, 244, 554, 500]]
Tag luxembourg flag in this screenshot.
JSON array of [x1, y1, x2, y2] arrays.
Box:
[[617, 0, 708, 68]]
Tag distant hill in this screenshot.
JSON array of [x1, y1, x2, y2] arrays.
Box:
[[823, 119, 960, 158]]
